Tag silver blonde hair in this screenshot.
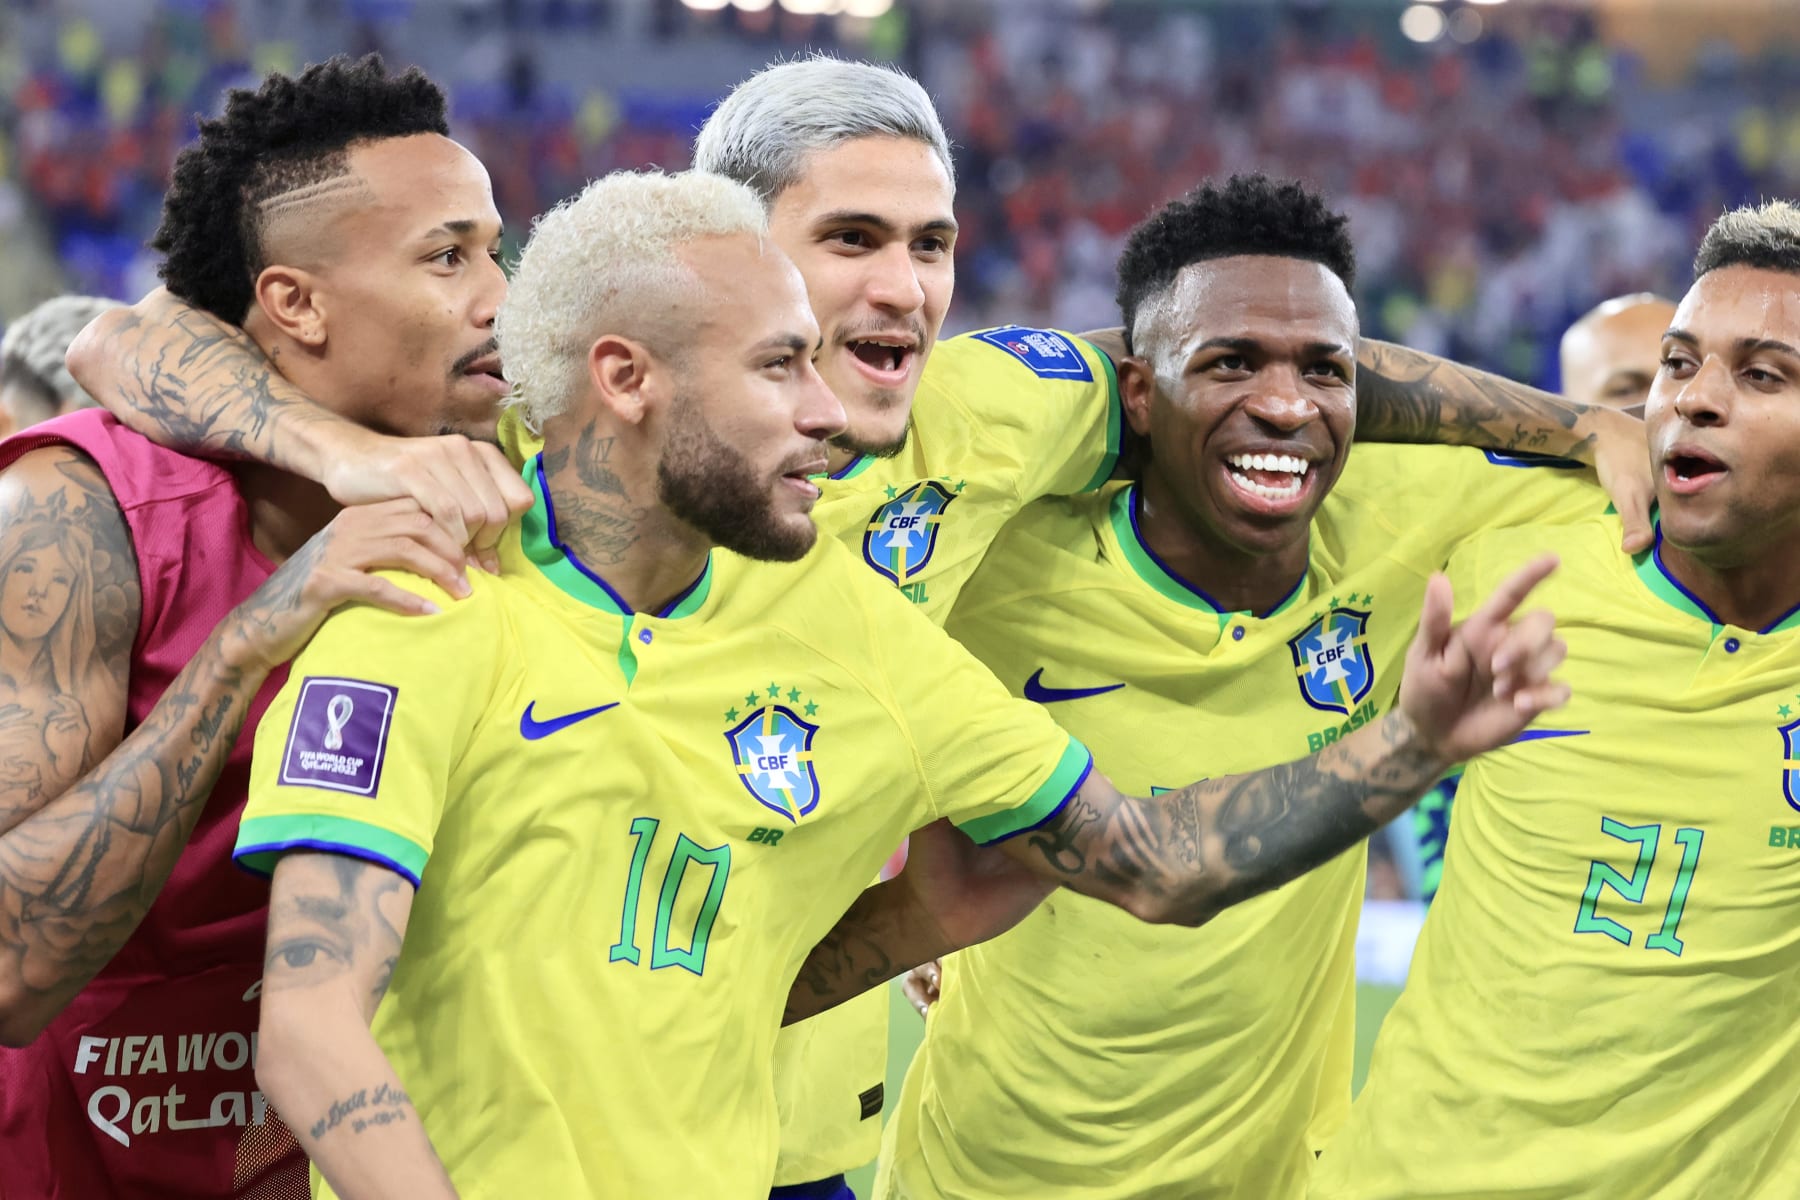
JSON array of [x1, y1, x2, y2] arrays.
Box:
[[693, 54, 954, 204], [1694, 199, 1800, 278], [496, 169, 769, 426]]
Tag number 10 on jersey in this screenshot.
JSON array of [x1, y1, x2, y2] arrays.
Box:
[[1574, 817, 1704, 956]]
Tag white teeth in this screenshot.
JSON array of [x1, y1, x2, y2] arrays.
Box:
[[1226, 452, 1311, 476]]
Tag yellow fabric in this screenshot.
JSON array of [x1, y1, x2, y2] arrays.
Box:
[[236, 485, 1088, 1199], [1313, 516, 1800, 1200], [494, 327, 1118, 1183], [878, 446, 1611, 1200]]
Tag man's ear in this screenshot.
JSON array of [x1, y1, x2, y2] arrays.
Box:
[[1118, 355, 1158, 438], [587, 334, 659, 426], [252, 265, 328, 349]]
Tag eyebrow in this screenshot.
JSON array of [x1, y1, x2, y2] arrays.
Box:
[[751, 333, 817, 357], [1180, 336, 1353, 359], [419, 218, 499, 242], [1663, 329, 1800, 357], [813, 209, 959, 238]]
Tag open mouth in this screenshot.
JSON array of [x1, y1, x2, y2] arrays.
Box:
[[778, 456, 829, 501], [1224, 451, 1313, 502], [1664, 447, 1726, 494], [846, 337, 916, 383]]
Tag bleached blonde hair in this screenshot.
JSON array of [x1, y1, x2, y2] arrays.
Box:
[[693, 54, 954, 204], [497, 169, 769, 426], [1693, 198, 1800, 279]]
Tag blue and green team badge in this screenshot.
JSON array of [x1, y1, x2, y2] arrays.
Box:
[[1782, 716, 1800, 813], [1289, 606, 1375, 715], [863, 480, 958, 587], [725, 684, 822, 823]]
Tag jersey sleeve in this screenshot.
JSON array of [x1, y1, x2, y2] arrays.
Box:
[[859, 578, 1092, 845], [233, 570, 505, 886], [922, 327, 1122, 502], [1345, 444, 1613, 573]]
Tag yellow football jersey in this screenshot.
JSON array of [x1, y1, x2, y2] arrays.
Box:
[[1313, 517, 1800, 1200], [499, 326, 1121, 1180], [876, 446, 1611, 1200], [234, 458, 1092, 1200]]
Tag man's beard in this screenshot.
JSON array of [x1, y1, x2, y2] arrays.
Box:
[[829, 415, 912, 461], [657, 392, 818, 563]]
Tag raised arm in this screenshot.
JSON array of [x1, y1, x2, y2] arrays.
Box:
[[1002, 556, 1564, 925], [0, 449, 474, 1045], [784, 556, 1568, 1020], [1353, 340, 1653, 550], [256, 853, 457, 1199], [68, 289, 355, 479], [67, 290, 531, 564]]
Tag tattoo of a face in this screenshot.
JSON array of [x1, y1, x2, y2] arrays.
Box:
[[264, 854, 407, 1006]]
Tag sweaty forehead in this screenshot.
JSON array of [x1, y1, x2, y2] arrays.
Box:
[[1675, 266, 1800, 343], [1143, 256, 1357, 360]]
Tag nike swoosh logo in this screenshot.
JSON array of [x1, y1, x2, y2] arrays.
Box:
[[1509, 728, 1589, 744], [519, 701, 619, 740], [1022, 669, 1125, 705]]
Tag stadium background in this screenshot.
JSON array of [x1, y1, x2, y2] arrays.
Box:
[[0, 0, 1792, 1191]]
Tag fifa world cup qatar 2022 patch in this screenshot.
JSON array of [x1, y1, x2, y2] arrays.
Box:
[[279, 676, 399, 797], [971, 325, 1094, 381]]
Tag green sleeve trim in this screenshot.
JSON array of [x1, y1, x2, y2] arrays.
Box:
[[1080, 342, 1124, 492], [234, 813, 429, 887], [957, 737, 1094, 846]]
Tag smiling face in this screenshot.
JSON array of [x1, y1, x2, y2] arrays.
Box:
[[1646, 265, 1800, 567], [766, 135, 955, 460], [1122, 254, 1358, 563]]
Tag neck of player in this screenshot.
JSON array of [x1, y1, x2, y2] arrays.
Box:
[[539, 425, 712, 614], [1136, 471, 1308, 617], [232, 464, 340, 565], [1659, 527, 1800, 632]]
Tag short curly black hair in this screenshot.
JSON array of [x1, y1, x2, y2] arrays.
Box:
[[1115, 174, 1356, 351], [153, 53, 449, 324]]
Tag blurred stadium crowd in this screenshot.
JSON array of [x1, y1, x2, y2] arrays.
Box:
[[2, 0, 1796, 390]]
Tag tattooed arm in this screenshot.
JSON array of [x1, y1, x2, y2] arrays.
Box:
[[1354, 340, 1654, 550], [67, 290, 353, 478], [66, 290, 531, 563], [256, 854, 457, 1199], [785, 557, 1571, 1018], [0, 449, 473, 1045]]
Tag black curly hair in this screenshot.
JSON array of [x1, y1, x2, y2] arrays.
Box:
[[152, 53, 449, 324], [1115, 174, 1356, 352]]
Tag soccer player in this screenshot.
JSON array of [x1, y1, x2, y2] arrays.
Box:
[[862, 176, 1609, 1200], [70, 57, 1647, 1196], [0, 295, 122, 436], [1312, 201, 1800, 1198], [0, 57, 528, 1199], [235, 167, 1569, 1200]]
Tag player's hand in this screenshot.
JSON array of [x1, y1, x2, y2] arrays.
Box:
[[1397, 554, 1569, 764], [1589, 408, 1654, 554], [896, 819, 1056, 962], [320, 427, 533, 575], [224, 498, 473, 672], [902, 960, 942, 1017]]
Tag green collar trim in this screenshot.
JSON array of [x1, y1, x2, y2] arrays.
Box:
[[1106, 484, 1304, 620], [519, 455, 712, 618]]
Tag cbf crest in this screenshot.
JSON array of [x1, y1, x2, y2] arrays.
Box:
[[863, 480, 959, 586], [725, 684, 823, 823], [1783, 716, 1800, 813], [1288, 607, 1375, 715]]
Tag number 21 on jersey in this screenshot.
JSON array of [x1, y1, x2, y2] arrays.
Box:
[[1573, 817, 1704, 956]]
